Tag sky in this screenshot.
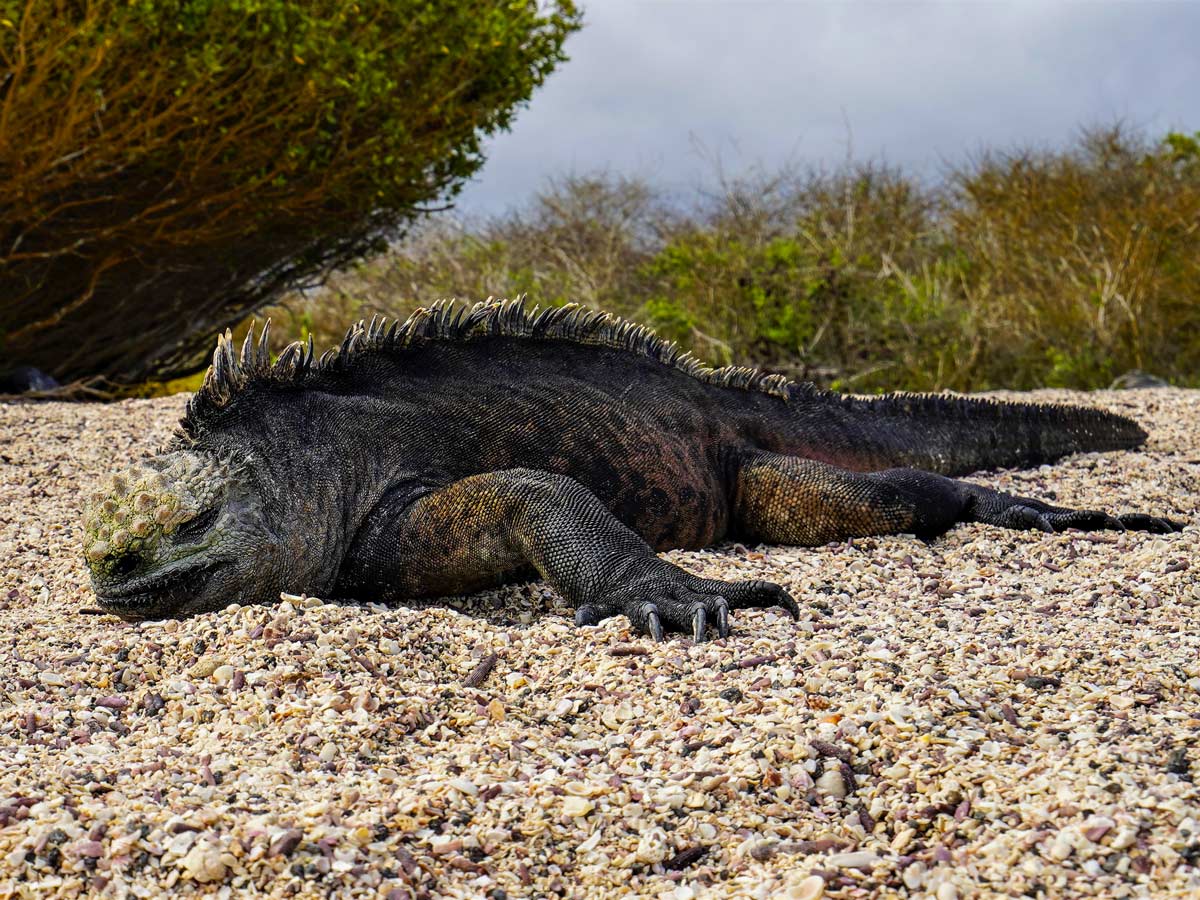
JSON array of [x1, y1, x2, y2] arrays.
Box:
[[453, 0, 1200, 214]]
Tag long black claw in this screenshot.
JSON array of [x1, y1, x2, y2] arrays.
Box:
[[780, 590, 800, 620], [574, 605, 601, 627], [764, 584, 800, 620], [691, 608, 707, 642], [647, 610, 664, 642], [1119, 514, 1186, 534], [714, 597, 730, 638]]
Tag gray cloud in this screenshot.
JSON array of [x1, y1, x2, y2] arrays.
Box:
[[454, 1, 1200, 214]]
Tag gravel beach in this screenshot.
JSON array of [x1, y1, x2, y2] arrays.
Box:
[[1, 389, 1197, 899]]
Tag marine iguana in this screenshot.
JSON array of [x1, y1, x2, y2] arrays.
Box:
[[82, 299, 1182, 639]]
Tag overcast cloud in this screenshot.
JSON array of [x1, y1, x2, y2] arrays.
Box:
[[454, 1, 1200, 214]]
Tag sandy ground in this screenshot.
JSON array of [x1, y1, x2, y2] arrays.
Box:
[[0, 389, 1197, 899]]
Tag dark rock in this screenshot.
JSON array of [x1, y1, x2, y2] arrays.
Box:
[[270, 829, 304, 857], [664, 845, 707, 870], [1023, 675, 1061, 690]]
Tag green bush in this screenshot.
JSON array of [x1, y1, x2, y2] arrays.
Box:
[[946, 126, 1200, 388], [0, 0, 579, 385]]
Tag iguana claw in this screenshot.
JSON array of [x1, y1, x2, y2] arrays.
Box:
[[587, 567, 796, 642], [714, 596, 730, 638], [647, 609, 664, 642]]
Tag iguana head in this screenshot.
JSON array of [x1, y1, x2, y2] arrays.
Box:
[[82, 450, 279, 620]]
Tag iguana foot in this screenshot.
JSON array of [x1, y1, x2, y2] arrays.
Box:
[[574, 566, 798, 642], [972, 493, 1184, 535]]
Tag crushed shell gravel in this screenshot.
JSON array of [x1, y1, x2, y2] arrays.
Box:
[[0, 389, 1198, 899]]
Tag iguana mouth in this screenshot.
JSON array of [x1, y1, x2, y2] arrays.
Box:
[[94, 560, 224, 620]]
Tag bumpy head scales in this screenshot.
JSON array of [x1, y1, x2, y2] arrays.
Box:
[[83, 452, 231, 576]]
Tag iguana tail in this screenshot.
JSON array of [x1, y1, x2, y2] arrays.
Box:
[[769, 386, 1148, 476]]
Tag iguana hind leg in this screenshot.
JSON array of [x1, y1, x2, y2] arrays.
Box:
[[344, 467, 797, 641], [731, 451, 1182, 544]]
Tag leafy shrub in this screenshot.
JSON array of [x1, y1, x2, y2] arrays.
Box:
[[946, 126, 1200, 388], [0, 0, 579, 385]]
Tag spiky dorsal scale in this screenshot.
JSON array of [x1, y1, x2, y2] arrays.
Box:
[[181, 298, 807, 438]]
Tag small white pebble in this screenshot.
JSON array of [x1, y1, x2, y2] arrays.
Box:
[[211, 665, 234, 685], [936, 884, 958, 900], [449, 778, 478, 797], [179, 843, 227, 883], [1109, 827, 1137, 850], [825, 851, 878, 869], [562, 796, 593, 817], [1047, 836, 1073, 861], [553, 698, 574, 717], [789, 874, 825, 900], [38, 671, 66, 687], [318, 741, 338, 763], [902, 861, 926, 890], [577, 830, 603, 853], [635, 828, 669, 864], [891, 826, 916, 854], [815, 768, 847, 798], [658, 785, 687, 810]]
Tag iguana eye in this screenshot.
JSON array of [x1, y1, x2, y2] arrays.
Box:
[[173, 507, 219, 543], [110, 553, 140, 578]]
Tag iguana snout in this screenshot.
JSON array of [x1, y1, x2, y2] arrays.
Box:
[[83, 451, 264, 619]]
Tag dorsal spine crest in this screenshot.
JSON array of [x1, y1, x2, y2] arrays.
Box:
[[187, 298, 797, 423]]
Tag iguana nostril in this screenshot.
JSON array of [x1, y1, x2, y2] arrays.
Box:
[[110, 553, 140, 578]]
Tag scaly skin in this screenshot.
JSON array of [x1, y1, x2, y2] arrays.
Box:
[[82, 299, 1184, 638]]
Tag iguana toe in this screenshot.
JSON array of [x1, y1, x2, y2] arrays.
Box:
[[716, 579, 800, 620], [1117, 514, 1185, 533], [1046, 509, 1127, 532], [992, 505, 1056, 532], [574, 604, 602, 627]]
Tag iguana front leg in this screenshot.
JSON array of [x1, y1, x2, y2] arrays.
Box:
[[355, 468, 797, 640], [733, 451, 1182, 544]]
